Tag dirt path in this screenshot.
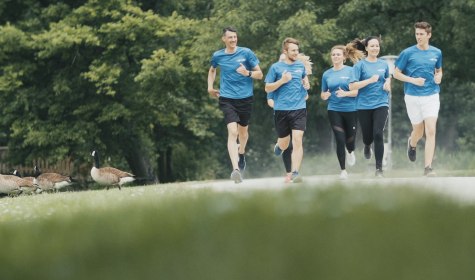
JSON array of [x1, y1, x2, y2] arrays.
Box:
[[187, 174, 475, 203]]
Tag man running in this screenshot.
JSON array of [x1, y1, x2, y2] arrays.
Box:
[[208, 26, 263, 183], [393, 21, 443, 176]]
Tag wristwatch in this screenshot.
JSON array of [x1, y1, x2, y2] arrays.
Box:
[[248, 71, 252, 77]]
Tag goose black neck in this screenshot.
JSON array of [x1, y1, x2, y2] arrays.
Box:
[[34, 166, 41, 178], [94, 152, 101, 168]]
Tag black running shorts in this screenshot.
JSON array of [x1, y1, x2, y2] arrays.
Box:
[[218, 96, 253, 126], [274, 108, 307, 138]]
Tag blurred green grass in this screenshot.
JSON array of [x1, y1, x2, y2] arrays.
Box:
[[1, 183, 475, 280]]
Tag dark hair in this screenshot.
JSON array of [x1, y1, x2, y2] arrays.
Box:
[[414, 21, 432, 34], [222, 26, 237, 36], [282, 37, 300, 52], [349, 36, 381, 56]]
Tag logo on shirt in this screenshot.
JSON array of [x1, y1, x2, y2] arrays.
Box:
[[430, 57, 438, 62], [377, 69, 385, 73], [340, 76, 350, 80]]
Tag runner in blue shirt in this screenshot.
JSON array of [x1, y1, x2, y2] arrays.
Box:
[[321, 44, 363, 180], [265, 38, 309, 183], [207, 26, 263, 183], [349, 36, 391, 177], [393, 21, 443, 176], [268, 53, 311, 183]]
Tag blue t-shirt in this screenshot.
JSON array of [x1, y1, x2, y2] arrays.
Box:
[[395, 45, 442, 96], [265, 61, 307, 111], [353, 59, 390, 110], [321, 65, 357, 112], [210, 47, 260, 99], [267, 92, 274, 100]]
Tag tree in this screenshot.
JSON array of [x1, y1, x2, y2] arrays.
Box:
[[1, 0, 474, 183], [0, 0, 224, 182]]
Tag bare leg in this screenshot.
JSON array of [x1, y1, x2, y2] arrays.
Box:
[[227, 122, 239, 170], [290, 130, 305, 172], [277, 135, 291, 152], [409, 122, 425, 148], [237, 124, 249, 154], [424, 117, 438, 167]]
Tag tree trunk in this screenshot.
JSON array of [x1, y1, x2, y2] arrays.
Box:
[[157, 146, 174, 183], [123, 139, 157, 185]]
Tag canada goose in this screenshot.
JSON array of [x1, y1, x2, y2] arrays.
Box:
[[33, 166, 73, 192], [0, 173, 37, 195], [91, 150, 135, 190], [12, 170, 40, 194]]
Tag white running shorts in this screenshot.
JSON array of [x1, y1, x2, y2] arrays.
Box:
[[404, 93, 440, 124]]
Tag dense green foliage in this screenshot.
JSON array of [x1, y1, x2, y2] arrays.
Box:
[[1, 184, 475, 279], [1, 0, 474, 182]]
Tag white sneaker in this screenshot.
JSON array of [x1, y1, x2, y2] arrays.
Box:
[[339, 170, 348, 180], [346, 149, 356, 166], [230, 169, 243, 184]]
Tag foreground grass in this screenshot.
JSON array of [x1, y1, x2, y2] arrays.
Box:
[[1, 183, 475, 280]]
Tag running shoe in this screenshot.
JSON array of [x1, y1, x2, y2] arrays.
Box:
[[230, 169, 243, 184], [274, 143, 283, 156], [291, 171, 302, 183], [346, 149, 356, 166], [407, 137, 416, 162], [364, 145, 372, 160], [375, 169, 384, 178], [238, 154, 246, 172], [339, 170, 348, 180], [424, 167, 436, 177]]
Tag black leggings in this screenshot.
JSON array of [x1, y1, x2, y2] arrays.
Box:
[[282, 141, 293, 173], [357, 107, 389, 170], [328, 110, 357, 170]]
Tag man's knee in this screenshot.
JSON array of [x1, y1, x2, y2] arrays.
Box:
[[425, 126, 436, 138], [227, 123, 239, 137], [424, 118, 437, 138], [291, 136, 303, 148]]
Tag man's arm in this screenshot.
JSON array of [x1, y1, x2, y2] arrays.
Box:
[[207, 66, 219, 97], [236, 64, 263, 80], [265, 70, 292, 93], [393, 67, 425, 86], [434, 68, 443, 84], [251, 65, 263, 80]]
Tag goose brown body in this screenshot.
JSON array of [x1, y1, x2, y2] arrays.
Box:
[[33, 167, 73, 192], [0, 174, 37, 195], [37, 173, 72, 191], [12, 170, 39, 193], [91, 151, 135, 190]]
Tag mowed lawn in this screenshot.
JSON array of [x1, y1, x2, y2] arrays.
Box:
[[1, 182, 475, 280]]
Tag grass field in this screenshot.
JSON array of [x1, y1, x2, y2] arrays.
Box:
[[1, 180, 475, 280]]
